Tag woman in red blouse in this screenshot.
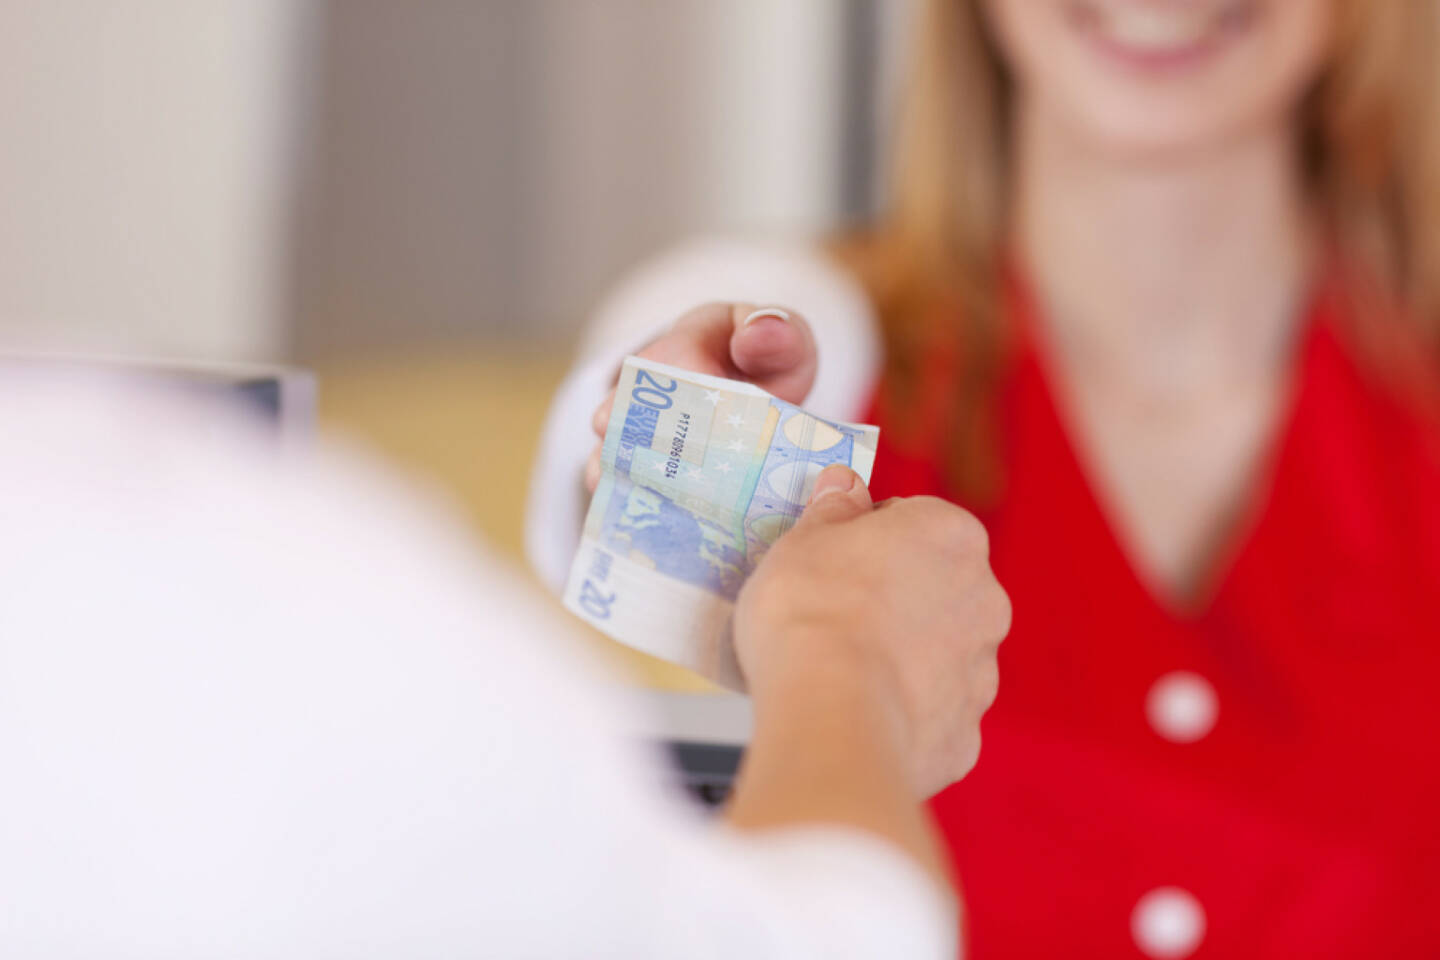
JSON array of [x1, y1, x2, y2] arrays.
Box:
[[571, 0, 1440, 956]]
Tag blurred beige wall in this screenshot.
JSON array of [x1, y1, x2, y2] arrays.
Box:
[[0, 0, 308, 361], [293, 0, 855, 358], [0, 1, 886, 362]]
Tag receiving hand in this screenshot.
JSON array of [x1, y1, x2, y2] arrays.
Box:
[[735, 465, 1011, 797]]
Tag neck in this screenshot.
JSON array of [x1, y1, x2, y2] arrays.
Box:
[[1012, 98, 1317, 393]]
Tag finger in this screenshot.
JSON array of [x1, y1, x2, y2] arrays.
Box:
[[989, 580, 1014, 643], [584, 446, 602, 494], [645, 302, 746, 378], [974, 655, 1001, 713], [728, 304, 817, 405], [592, 386, 616, 439], [794, 465, 873, 527]]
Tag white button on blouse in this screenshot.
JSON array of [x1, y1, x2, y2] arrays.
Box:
[[1132, 886, 1206, 958], [1146, 670, 1219, 744]]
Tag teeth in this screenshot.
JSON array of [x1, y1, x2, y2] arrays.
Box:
[[1102, 6, 1212, 50]]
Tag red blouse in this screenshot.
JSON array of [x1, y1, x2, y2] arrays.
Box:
[[866, 285, 1440, 959]]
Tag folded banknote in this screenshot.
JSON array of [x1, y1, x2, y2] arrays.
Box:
[[564, 356, 879, 690]]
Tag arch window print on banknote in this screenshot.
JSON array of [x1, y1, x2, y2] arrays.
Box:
[[564, 356, 879, 690]]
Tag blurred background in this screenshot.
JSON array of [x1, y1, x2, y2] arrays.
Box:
[[0, 0, 906, 685]]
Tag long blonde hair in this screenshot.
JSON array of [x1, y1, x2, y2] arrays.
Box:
[[839, 0, 1440, 503]]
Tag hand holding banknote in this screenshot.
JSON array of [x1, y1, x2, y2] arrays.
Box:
[[585, 302, 817, 493], [735, 465, 1010, 794], [566, 300, 1010, 790], [571, 302, 834, 688], [567, 349, 878, 688]]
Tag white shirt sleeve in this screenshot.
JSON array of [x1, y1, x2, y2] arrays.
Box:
[[0, 378, 953, 960], [525, 235, 884, 592]]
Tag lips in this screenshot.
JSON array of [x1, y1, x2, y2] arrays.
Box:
[[1069, 0, 1258, 64]]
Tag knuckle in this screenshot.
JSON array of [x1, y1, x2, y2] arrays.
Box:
[[976, 658, 1001, 711], [952, 509, 990, 553], [891, 496, 947, 530], [672, 302, 735, 335], [592, 386, 616, 424], [914, 502, 988, 556], [950, 731, 983, 782], [990, 582, 1014, 640], [686, 300, 734, 321]]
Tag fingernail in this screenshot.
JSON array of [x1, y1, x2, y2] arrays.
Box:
[[808, 465, 856, 504], [744, 307, 791, 327]]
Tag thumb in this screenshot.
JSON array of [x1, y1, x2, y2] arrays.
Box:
[[795, 465, 873, 527], [729, 305, 817, 405]]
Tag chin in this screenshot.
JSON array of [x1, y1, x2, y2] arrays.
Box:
[[1046, 84, 1272, 164]]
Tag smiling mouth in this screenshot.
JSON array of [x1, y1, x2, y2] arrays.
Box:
[[1068, 0, 1259, 70]]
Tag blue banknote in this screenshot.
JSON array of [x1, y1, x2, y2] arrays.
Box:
[[564, 356, 878, 689]]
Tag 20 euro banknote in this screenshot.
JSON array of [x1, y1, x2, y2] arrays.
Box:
[[564, 356, 879, 690]]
